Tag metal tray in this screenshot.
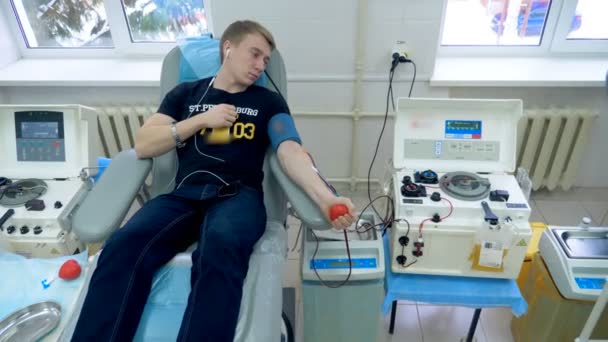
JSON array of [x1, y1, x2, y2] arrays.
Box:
[[0, 301, 61, 342]]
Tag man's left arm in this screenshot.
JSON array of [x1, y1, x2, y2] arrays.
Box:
[[277, 141, 355, 229]]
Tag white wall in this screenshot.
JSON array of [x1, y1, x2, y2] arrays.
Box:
[[1, 0, 606, 188], [0, 4, 20, 70], [4, 87, 160, 106]]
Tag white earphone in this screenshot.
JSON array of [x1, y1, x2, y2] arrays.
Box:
[[225, 48, 231, 58]]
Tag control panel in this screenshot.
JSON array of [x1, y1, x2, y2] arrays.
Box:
[[403, 139, 501, 161], [15, 111, 66, 162]]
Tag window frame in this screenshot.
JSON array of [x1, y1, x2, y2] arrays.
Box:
[[549, 0, 608, 53], [438, 0, 606, 57], [1, 0, 215, 59], [104, 0, 215, 57]]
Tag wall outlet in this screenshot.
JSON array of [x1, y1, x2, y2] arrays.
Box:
[[392, 40, 410, 60]]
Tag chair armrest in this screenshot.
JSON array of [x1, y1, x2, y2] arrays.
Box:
[[268, 153, 332, 230], [72, 149, 152, 242]]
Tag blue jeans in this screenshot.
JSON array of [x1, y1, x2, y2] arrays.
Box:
[[72, 183, 267, 342]]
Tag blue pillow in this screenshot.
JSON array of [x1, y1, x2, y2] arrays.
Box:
[[178, 35, 267, 86]]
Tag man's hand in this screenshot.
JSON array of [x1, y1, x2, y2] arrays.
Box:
[[320, 195, 356, 230], [200, 104, 238, 128]]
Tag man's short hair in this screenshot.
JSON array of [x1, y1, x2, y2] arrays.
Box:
[[220, 20, 276, 61]]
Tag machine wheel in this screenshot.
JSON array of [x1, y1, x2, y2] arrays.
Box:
[[280, 311, 294, 342]]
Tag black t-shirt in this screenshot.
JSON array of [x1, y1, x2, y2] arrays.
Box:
[[157, 77, 290, 191]]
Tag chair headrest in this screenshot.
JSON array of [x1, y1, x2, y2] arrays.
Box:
[[178, 35, 267, 86]]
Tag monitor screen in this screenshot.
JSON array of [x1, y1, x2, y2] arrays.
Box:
[[21, 122, 59, 139]]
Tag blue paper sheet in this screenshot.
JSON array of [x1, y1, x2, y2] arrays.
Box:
[[133, 264, 191, 341], [381, 234, 528, 317], [0, 249, 89, 326]]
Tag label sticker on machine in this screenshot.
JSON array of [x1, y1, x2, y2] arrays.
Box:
[[479, 241, 503, 268], [575, 277, 606, 290], [310, 258, 377, 269], [445, 120, 482, 139]]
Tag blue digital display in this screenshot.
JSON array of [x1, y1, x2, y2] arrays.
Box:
[[310, 258, 377, 269], [445, 120, 482, 139], [575, 277, 606, 290], [506, 203, 528, 209]]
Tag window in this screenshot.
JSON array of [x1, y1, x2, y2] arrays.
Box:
[[440, 0, 607, 54], [565, 0, 607, 40], [10, 0, 113, 48], [442, 0, 554, 46], [121, 0, 210, 43], [4, 0, 213, 56]]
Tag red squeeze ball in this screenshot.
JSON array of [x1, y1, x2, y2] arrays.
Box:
[[58, 259, 82, 280], [330, 204, 349, 221]]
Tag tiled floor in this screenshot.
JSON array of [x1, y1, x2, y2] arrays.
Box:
[[284, 186, 608, 342]]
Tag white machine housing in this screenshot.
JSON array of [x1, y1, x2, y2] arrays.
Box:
[[390, 98, 532, 279], [301, 213, 385, 342], [539, 225, 608, 301], [0, 104, 98, 258]]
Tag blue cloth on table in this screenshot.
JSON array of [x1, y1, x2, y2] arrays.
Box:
[[381, 234, 527, 317], [0, 249, 89, 324]]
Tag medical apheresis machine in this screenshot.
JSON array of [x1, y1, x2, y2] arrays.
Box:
[[0, 104, 97, 258], [390, 98, 532, 279], [301, 213, 385, 342]]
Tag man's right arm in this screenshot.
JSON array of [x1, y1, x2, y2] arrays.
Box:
[[134, 113, 205, 159], [134, 104, 238, 159]]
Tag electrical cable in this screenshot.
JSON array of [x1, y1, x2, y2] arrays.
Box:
[[291, 222, 303, 252], [366, 56, 416, 225], [418, 197, 454, 238], [367, 66, 395, 220]]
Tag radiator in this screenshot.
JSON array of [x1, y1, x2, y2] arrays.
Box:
[[517, 108, 598, 191], [96, 105, 156, 157]]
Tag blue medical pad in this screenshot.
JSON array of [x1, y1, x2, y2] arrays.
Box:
[[133, 265, 190, 341], [0, 249, 89, 327], [178, 35, 267, 86], [381, 234, 528, 317], [268, 113, 302, 151]]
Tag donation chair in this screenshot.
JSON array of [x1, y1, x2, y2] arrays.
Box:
[[63, 39, 331, 342]]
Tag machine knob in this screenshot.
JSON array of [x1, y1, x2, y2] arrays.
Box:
[[430, 192, 441, 202], [396, 255, 407, 265], [7, 226, 16, 234], [54, 201, 63, 209], [33, 226, 43, 235], [431, 213, 441, 223], [402, 176, 412, 185], [20, 226, 29, 234]]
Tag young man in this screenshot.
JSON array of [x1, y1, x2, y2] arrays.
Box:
[[72, 20, 355, 342]]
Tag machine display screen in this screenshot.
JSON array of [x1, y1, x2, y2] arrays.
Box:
[[330, 261, 351, 267], [445, 120, 482, 139], [310, 258, 377, 269], [21, 122, 59, 139]]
